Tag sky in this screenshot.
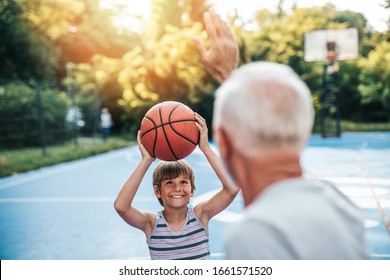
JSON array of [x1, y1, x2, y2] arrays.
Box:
[[210, 0, 389, 32], [100, 0, 389, 33]]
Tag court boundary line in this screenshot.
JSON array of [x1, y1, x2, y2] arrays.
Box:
[[0, 147, 131, 190], [0, 196, 155, 203], [355, 154, 390, 236]]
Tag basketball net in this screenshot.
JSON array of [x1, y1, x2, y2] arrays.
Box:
[[325, 41, 339, 74]]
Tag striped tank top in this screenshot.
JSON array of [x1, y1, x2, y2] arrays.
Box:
[[147, 205, 210, 260]]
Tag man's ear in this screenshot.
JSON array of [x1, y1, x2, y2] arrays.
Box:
[[214, 127, 233, 163], [153, 185, 161, 198]]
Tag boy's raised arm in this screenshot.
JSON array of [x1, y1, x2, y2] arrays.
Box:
[[194, 113, 239, 224], [114, 132, 156, 234]]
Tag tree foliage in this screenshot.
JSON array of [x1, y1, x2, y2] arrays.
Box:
[[117, 0, 214, 133], [358, 41, 390, 120], [57, 0, 139, 65], [1, 0, 390, 144], [0, 0, 73, 79]]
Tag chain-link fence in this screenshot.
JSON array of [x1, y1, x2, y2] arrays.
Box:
[[0, 79, 101, 154]]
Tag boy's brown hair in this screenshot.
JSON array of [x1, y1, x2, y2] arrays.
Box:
[[152, 160, 196, 206]]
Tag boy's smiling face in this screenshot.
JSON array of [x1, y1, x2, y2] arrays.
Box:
[[154, 174, 194, 208]]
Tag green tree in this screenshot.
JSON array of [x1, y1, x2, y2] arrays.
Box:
[[385, 0, 390, 39], [0, 0, 89, 80], [57, 0, 139, 66], [358, 41, 390, 121], [244, 4, 386, 123], [238, 5, 349, 121], [117, 0, 214, 134], [20, 0, 84, 40], [0, 0, 64, 79], [338, 62, 364, 121], [146, 0, 184, 41], [57, 0, 147, 134]]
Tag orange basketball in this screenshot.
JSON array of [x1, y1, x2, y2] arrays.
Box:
[[139, 101, 199, 161]]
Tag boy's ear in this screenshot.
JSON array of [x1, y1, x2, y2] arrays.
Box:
[[153, 185, 161, 198]]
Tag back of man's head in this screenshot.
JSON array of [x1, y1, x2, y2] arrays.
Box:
[[213, 62, 314, 157]]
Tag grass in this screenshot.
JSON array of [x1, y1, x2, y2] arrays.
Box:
[[0, 135, 135, 178], [1, 121, 389, 179], [340, 121, 390, 132], [312, 119, 390, 134]]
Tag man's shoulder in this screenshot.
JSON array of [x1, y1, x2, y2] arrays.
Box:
[[224, 213, 290, 259], [225, 209, 274, 240]]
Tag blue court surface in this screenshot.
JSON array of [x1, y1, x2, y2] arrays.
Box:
[[0, 132, 389, 260]]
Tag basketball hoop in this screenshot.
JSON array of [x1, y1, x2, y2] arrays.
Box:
[[303, 29, 359, 138], [326, 41, 337, 63], [304, 28, 358, 62]]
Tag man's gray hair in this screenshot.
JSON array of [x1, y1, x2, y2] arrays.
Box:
[[213, 62, 314, 156]]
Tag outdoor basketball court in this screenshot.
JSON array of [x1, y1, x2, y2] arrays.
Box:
[[0, 132, 389, 260]]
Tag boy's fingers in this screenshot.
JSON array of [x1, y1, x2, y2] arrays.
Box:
[[194, 113, 206, 122], [195, 122, 204, 132]]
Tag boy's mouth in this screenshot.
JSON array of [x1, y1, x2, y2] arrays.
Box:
[[170, 195, 185, 199]]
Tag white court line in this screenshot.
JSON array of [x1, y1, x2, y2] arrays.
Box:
[[338, 187, 389, 197], [210, 252, 225, 258], [0, 148, 131, 190], [364, 219, 380, 228], [350, 198, 390, 209], [370, 253, 390, 259], [323, 177, 390, 185], [0, 197, 115, 203], [199, 175, 388, 231], [0, 196, 155, 203], [325, 177, 390, 210]]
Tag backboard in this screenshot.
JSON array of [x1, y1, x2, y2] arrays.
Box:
[[304, 28, 359, 62]]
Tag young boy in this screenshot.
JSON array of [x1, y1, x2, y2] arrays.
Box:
[[114, 113, 239, 260]]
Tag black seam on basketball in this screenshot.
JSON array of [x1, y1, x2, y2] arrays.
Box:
[[141, 119, 196, 136], [159, 106, 179, 160], [141, 116, 157, 158], [169, 120, 198, 146], [140, 116, 155, 138], [152, 118, 158, 158], [167, 105, 198, 146]]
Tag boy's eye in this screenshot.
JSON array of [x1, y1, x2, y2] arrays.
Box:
[[181, 180, 189, 184]]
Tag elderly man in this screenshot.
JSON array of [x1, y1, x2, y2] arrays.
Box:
[[194, 10, 369, 260]]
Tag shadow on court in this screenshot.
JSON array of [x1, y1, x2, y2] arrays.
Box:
[[0, 132, 389, 260]]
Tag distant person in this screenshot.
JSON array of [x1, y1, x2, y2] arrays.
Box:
[[114, 113, 239, 260], [100, 107, 113, 140], [194, 10, 369, 259]]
